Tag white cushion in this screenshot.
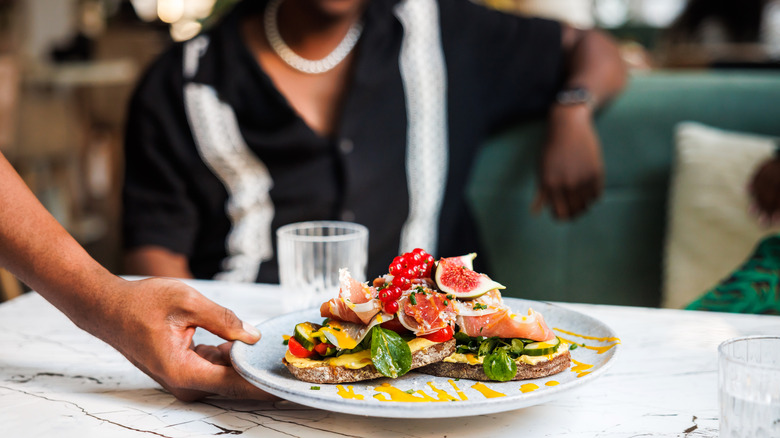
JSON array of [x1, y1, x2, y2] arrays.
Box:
[[662, 122, 779, 309]]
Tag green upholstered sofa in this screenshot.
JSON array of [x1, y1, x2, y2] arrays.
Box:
[[467, 71, 780, 307]]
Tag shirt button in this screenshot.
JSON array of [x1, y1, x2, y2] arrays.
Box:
[[341, 210, 355, 222], [339, 138, 354, 154]]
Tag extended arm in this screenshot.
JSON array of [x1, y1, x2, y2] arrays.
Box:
[[534, 26, 627, 220], [0, 153, 271, 401]]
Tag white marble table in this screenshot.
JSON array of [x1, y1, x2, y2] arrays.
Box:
[[2, 279, 780, 437]]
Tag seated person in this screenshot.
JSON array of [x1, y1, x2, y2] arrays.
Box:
[[122, 0, 626, 283], [687, 154, 780, 314]]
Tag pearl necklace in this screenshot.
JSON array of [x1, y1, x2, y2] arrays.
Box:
[[263, 0, 363, 74]]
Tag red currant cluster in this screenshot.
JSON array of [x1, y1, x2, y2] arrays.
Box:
[[379, 248, 435, 314]]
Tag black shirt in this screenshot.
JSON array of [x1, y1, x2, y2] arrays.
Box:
[[122, 0, 563, 282]]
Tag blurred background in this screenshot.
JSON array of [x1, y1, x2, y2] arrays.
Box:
[[0, 0, 779, 301]]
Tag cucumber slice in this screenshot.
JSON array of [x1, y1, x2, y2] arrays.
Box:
[[293, 322, 321, 351], [523, 337, 561, 356]]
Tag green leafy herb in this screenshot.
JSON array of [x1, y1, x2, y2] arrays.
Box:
[[370, 326, 412, 378], [473, 303, 488, 310], [405, 389, 415, 394], [443, 300, 449, 306], [483, 349, 517, 382], [310, 386, 320, 390], [409, 292, 417, 305], [569, 343, 579, 350], [416, 286, 426, 294], [478, 338, 498, 357], [454, 331, 472, 344], [283, 337, 289, 345], [510, 339, 525, 356], [454, 333, 532, 359], [446, 294, 454, 300]]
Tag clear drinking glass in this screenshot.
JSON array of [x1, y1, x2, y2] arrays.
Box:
[[719, 336, 780, 438], [276, 221, 368, 311]]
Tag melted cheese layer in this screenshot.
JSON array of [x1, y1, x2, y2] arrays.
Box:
[[443, 342, 569, 366], [286, 338, 439, 369]]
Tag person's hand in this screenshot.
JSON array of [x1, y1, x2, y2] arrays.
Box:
[[748, 155, 780, 227], [94, 277, 275, 402], [533, 105, 604, 220]]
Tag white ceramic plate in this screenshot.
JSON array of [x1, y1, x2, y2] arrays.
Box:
[[231, 298, 620, 418]]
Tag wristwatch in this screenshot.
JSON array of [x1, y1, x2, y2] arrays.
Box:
[[555, 87, 596, 109]]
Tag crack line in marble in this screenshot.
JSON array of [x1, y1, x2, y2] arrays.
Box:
[[200, 401, 364, 438], [238, 418, 300, 437], [684, 415, 699, 436], [0, 385, 174, 438], [203, 421, 243, 435], [10, 372, 104, 384], [3, 327, 106, 357]]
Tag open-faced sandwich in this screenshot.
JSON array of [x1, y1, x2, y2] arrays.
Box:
[[282, 249, 570, 384], [419, 255, 570, 382], [283, 248, 458, 384]]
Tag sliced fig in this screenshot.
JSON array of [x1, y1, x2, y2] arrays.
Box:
[[434, 257, 505, 299], [439, 253, 477, 270]]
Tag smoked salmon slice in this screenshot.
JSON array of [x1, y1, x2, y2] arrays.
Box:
[[457, 307, 555, 341]]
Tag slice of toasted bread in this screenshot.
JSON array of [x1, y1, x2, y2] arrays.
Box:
[[283, 338, 457, 384], [418, 349, 571, 381]]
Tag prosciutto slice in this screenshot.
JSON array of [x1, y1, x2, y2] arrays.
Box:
[[397, 289, 456, 335], [457, 307, 555, 342], [450, 289, 504, 317], [320, 269, 381, 325]]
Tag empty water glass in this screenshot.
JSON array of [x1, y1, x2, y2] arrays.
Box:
[[276, 221, 368, 312], [719, 335, 780, 438]]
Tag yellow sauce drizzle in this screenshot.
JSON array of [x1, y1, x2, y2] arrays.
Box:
[[372, 383, 439, 402], [448, 379, 468, 401], [570, 359, 594, 378], [427, 382, 458, 402], [557, 335, 620, 354], [554, 328, 621, 343], [545, 381, 559, 387], [319, 321, 359, 350], [519, 383, 538, 393], [282, 334, 290, 341], [471, 382, 506, 398], [336, 385, 364, 400]]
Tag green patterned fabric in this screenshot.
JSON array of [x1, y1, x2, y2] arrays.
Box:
[[686, 235, 780, 315]]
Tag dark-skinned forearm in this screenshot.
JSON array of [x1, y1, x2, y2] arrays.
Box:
[[561, 26, 627, 108], [0, 153, 124, 332]]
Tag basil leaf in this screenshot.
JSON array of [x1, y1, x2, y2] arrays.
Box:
[[370, 326, 412, 378], [483, 349, 517, 382]]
